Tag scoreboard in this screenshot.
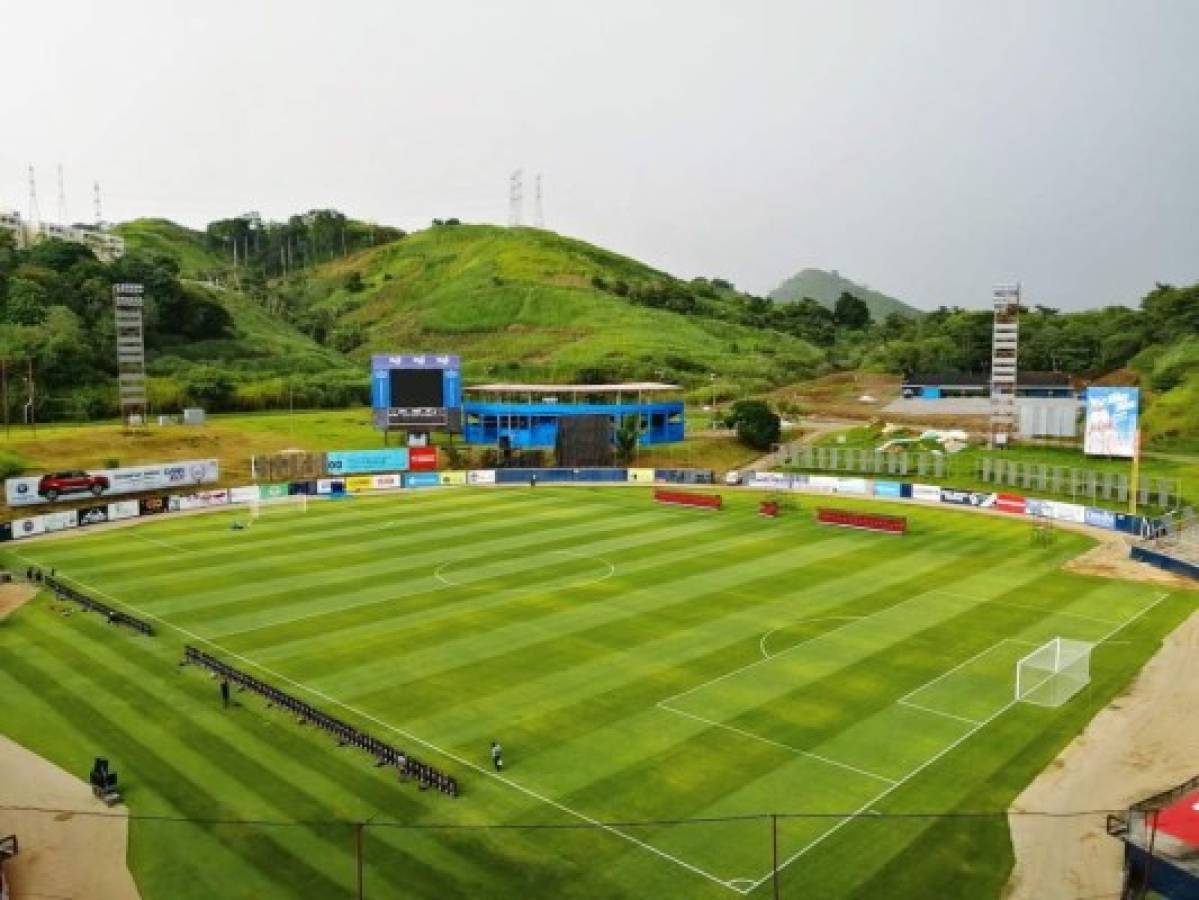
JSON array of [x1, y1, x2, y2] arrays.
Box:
[[371, 354, 462, 431]]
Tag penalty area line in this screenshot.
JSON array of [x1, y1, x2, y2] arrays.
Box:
[[759, 617, 863, 660], [17, 563, 740, 895]]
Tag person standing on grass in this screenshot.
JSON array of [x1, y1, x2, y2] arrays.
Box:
[[490, 741, 504, 772], [220, 679, 230, 709]]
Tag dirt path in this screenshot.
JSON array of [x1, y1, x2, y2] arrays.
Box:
[[0, 583, 35, 617], [1004, 605, 1199, 899]]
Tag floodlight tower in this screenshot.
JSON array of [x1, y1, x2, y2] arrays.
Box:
[[508, 169, 523, 227], [113, 283, 147, 427], [989, 283, 1021, 449]]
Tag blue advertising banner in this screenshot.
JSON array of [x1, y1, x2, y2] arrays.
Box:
[[1084, 387, 1139, 458], [1084, 507, 1117, 530], [873, 481, 902, 498], [327, 449, 410, 475], [403, 472, 441, 488]]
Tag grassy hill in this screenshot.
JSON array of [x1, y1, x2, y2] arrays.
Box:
[[280, 224, 826, 399], [770, 268, 920, 321], [114, 218, 228, 280]]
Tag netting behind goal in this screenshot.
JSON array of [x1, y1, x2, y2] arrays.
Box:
[[1015, 638, 1094, 707]]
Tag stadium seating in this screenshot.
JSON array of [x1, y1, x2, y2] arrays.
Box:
[[816, 507, 907, 534], [182, 647, 459, 797]]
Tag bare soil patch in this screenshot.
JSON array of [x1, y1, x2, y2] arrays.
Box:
[[0, 583, 35, 618], [0, 736, 141, 900]]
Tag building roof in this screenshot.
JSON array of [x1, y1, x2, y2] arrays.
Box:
[[903, 371, 1072, 387], [466, 382, 680, 393]]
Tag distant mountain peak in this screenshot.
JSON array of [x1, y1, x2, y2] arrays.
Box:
[[769, 268, 920, 320]]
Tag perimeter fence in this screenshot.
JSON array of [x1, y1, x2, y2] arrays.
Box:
[[0, 803, 1143, 899]]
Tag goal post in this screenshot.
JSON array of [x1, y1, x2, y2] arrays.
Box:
[[248, 491, 308, 523], [1014, 637, 1094, 707]]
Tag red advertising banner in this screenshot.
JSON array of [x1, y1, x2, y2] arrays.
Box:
[[408, 448, 439, 471], [996, 493, 1027, 515]]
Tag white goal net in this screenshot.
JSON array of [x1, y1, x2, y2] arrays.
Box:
[[1015, 638, 1094, 707], [248, 492, 308, 523]]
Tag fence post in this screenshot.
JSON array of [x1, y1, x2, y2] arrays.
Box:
[[772, 813, 780, 899], [356, 821, 365, 900]]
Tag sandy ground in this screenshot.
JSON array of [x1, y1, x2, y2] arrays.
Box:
[[0, 736, 142, 900], [1004, 585, 1199, 898], [0, 591, 142, 900]]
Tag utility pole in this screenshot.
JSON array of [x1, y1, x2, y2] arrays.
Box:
[[93, 181, 103, 225], [533, 173, 544, 228], [508, 169, 524, 227], [27, 166, 40, 227], [56, 163, 69, 225]]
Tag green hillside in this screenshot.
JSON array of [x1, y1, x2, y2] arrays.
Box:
[[114, 218, 228, 280], [770, 268, 921, 321], [281, 224, 826, 397]]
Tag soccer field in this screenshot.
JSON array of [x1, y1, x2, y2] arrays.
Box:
[[0, 487, 1189, 899]]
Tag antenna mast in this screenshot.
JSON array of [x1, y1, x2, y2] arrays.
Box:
[[533, 173, 544, 228], [27, 166, 40, 226], [56, 163, 69, 224], [508, 169, 523, 227], [93, 181, 103, 225]]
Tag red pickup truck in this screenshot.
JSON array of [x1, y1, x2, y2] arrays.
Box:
[[37, 470, 111, 501]]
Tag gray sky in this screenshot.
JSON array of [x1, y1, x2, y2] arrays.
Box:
[[2, 0, 1196, 310]]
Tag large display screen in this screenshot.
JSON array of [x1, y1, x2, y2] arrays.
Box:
[[1083, 387, 1139, 458], [371, 354, 461, 430]]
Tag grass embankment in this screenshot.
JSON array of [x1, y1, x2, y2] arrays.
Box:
[[0, 488, 1191, 899]]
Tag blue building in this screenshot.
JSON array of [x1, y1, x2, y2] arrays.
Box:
[[462, 382, 685, 448]]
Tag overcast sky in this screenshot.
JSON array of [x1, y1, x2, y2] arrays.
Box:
[[2, 0, 1196, 310]]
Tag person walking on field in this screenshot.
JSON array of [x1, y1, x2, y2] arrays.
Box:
[[220, 679, 231, 709], [490, 741, 504, 772]]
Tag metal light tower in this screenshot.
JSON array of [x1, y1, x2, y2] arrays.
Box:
[[989, 283, 1021, 448], [508, 169, 524, 227], [56, 163, 68, 225], [533, 173, 544, 228], [27, 165, 40, 226], [113, 283, 147, 426], [93, 180, 103, 225]]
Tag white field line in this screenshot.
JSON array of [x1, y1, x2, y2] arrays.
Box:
[[742, 590, 1171, 893], [125, 531, 192, 554], [11, 560, 741, 896], [895, 639, 1029, 706], [758, 617, 862, 660], [896, 700, 982, 726], [657, 703, 897, 786], [932, 589, 1122, 627]]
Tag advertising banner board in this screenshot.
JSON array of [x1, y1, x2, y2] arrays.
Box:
[[43, 510, 78, 532], [345, 476, 374, 493], [996, 494, 1027, 514], [749, 472, 792, 489], [468, 470, 496, 485], [371, 474, 402, 490], [438, 471, 467, 485], [1045, 501, 1086, 523], [1084, 387, 1139, 458], [326, 449, 410, 475], [807, 475, 838, 492], [404, 472, 441, 488], [229, 486, 260, 504], [408, 448, 439, 471], [912, 484, 942, 503], [170, 490, 230, 512], [835, 478, 869, 495], [873, 481, 903, 498], [108, 500, 140, 521], [139, 496, 169, 516], [5, 459, 219, 508], [627, 468, 655, 484], [1085, 507, 1117, 530], [940, 489, 996, 508], [12, 516, 45, 539], [259, 484, 289, 500], [78, 505, 109, 527]]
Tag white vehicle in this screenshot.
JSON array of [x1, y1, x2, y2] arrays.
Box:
[[724, 470, 743, 486]]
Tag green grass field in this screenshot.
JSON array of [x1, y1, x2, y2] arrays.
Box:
[[1, 488, 1192, 899]]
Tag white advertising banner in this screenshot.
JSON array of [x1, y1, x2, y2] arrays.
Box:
[[1045, 501, 1086, 523], [371, 474, 402, 490], [43, 510, 79, 532], [807, 475, 838, 492], [107, 500, 141, 521], [468, 470, 497, 485], [12, 516, 46, 539], [229, 485, 261, 504], [5, 459, 220, 508], [748, 472, 792, 489], [171, 490, 230, 511], [835, 478, 869, 495], [912, 484, 942, 502]]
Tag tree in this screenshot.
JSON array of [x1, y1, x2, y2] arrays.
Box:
[[614, 414, 642, 463], [726, 399, 781, 452], [6, 278, 48, 325], [833, 292, 871, 330]]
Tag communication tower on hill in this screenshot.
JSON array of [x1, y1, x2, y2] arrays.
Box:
[[27, 165, 39, 226], [93, 181, 103, 225], [533, 173, 544, 228], [508, 169, 524, 227], [56, 164, 68, 225], [989, 283, 1021, 449]]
